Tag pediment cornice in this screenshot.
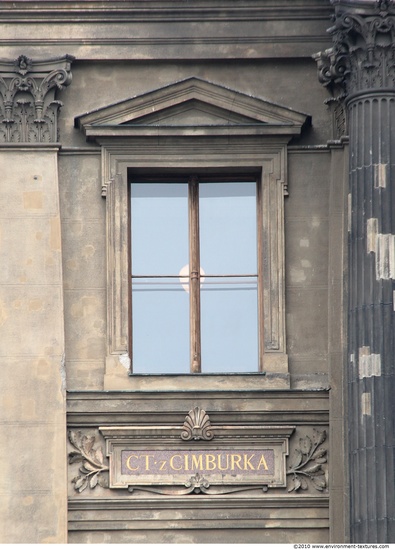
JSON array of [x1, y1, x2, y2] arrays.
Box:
[[75, 77, 310, 141]]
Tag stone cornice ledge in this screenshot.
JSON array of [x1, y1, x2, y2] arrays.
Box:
[[0, 1, 333, 22]]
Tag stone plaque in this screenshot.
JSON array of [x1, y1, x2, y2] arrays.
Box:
[[100, 409, 295, 494], [121, 448, 275, 483]]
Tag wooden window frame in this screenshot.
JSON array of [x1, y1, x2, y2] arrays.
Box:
[[128, 173, 265, 374]]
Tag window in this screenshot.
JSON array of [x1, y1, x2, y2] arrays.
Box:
[[75, 77, 308, 389], [130, 175, 263, 374]]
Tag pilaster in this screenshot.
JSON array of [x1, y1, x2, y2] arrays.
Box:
[[0, 56, 73, 543], [315, 0, 395, 543]]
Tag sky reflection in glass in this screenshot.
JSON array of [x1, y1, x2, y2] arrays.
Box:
[[131, 180, 258, 373]]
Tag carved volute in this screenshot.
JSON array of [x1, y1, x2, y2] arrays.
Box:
[[314, 0, 395, 99], [0, 55, 74, 143]]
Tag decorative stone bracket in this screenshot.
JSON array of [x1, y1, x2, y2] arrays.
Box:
[[0, 55, 74, 143]]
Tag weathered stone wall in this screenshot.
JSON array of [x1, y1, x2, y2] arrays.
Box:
[[0, 0, 350, 543], [0, 148, 68, 543]]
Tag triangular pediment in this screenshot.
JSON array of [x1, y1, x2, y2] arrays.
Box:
[[75, 77, 310, 139], [120, 99, 260, 127]]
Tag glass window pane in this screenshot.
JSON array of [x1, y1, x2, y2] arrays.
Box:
[[201, 276, 259, 372], [132, 277, 190, 373], [200, 182, 257, 275], [131, 183, 188, 275]]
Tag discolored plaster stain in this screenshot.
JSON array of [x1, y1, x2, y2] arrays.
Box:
[[70, 220, 83, 235], [0, 301, 8, 325], [358, 346, 381, 378], [366, 218, 378, 253], [29, 299, 44, 311], [290, 267, 306, 283], [26, 258, 33, 265], [70, 296, 97, 318], [82, 245, 95, 259], [50, 218, 61, 251], [66, 259, 77, 270], [21, 398, 36, 420], [36, 358, 50, 378], [12, 300, 22, 309], [35, 231, 43, 241], [366, 218, 395, 279], [300, 238, 309, 248], [301, 259, 311, 268], [311, 217, 320, 228], [22, 496, 34, 507], [23, 191, 43, 210]]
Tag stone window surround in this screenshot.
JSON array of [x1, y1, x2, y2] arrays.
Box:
[[74, 77, 310, 390], [99, 138, 290, 390]]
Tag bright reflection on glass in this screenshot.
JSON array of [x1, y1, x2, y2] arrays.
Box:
[[131, 180, 259, 374]]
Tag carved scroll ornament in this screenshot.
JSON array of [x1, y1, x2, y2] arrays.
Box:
[[0, 55, 74, 143]]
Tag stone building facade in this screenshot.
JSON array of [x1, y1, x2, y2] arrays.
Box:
[[0, 0, 393, 544]]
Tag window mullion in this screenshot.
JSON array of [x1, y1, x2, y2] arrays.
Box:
[[189, 175, 201, 373]]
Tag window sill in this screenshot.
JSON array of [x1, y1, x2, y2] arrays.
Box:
[[104, 355, 289, 391]]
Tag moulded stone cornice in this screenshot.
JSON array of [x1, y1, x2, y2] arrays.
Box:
[[314, 0, 395, 98], [0, 1, 333, 22], [0, 2, 332, 60]]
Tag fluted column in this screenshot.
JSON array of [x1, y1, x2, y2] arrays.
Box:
[[315, 0, 395, 542]]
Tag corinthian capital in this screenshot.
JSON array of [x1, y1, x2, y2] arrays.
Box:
[[0, 55, 74, 143], [314, 0, 395, 98]]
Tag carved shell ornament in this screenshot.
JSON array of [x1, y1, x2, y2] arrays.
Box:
[[181, 406, 214, 441]]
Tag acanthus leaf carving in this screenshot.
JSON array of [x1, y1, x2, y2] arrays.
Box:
[[286, 428, 328, 494], [0, 55, 73, 143], [314, 1, 395, 99], [68, 430, 109, 493]]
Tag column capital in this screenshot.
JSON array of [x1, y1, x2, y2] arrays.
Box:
[[314, 0, 395, 100], [0, 55, 74, 143]]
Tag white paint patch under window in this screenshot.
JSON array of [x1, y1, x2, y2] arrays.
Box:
[[366, 218, 395, 280], [358, 346, 381, 379], [119, 353, 131, 371]]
